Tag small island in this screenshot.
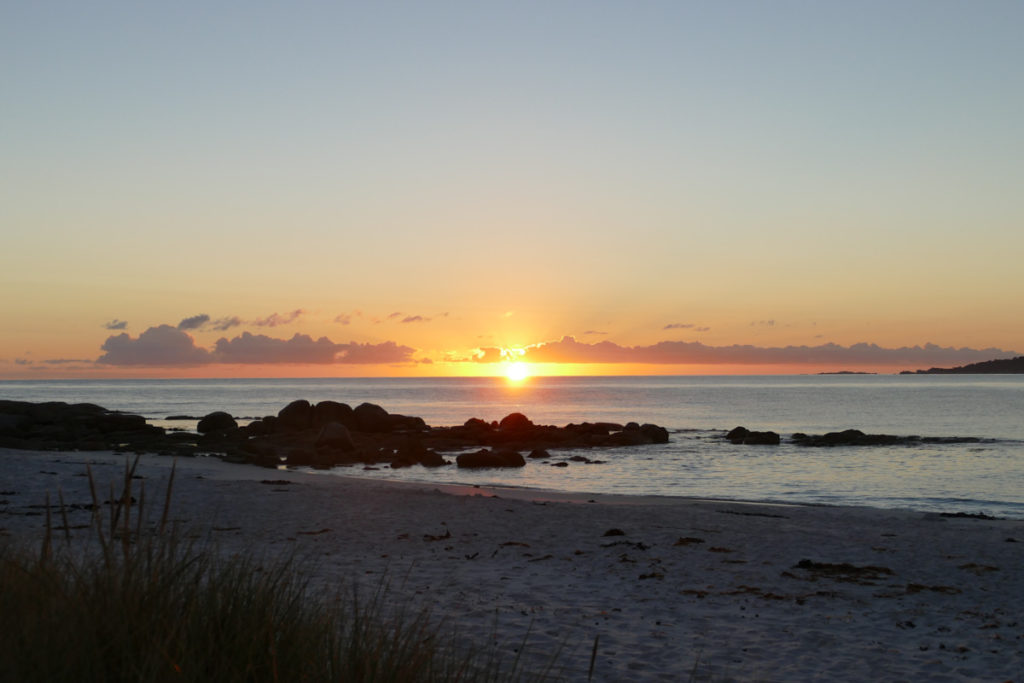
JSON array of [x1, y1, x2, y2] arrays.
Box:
[[817, 371, 877, 375], [901, 356, 1024, 374]]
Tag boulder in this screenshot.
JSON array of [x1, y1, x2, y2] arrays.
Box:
[[313, 401, 354, 428], [354, 402, 391, 432], [456, 448, 526, 468], [791, 429, 908, 447], [315, 422, 355, 451], [727, 426, 780, 445], [387, 414, 429, 432], [498, 413, 534, 432], [640, 423, 670, 444], [606, 430, 649, 447], [463, 417, 492, 432], [197, 411, 237, 434], [277, 400, 313, 431]]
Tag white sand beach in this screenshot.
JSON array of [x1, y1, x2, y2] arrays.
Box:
[[2, 448, 1022, 682]]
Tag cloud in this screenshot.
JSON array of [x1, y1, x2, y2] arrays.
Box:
[[499, 336, 1019, 368], [387, 312, 402, 320], [334, 313, 352, 325], [98, 325, 212, 366], [214, 333, 413, 365], [751, 320, 776, 328], [104, 319, 128, 330], [177, 314, 210, 330], [96, 324, 416, 367], [401, 315, 429, 323], [583, 330, 608, 336], [43, 358, 94, 365], [15, 358, 32, 365], [253, 309, 305, 327], [663, 323, 694, 330], [214, 332, 343, 364], [474, 347, 504, 363], [336, 341, 416, 364], [211, 316, 243, 331]]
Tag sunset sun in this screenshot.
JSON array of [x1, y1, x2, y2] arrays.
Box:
[[505, 361, 531, 382]]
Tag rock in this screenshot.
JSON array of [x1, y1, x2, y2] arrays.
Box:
[[418, 449, 447, 467], [197, 411, 237, 434], [456, 448, 526, 468], [528, 448, 551, 459], [91, 412, 151, 434], [277, 400, 313, 431], [640, 423, 670, 443], [463, 417, 492, 432], [312, 401, 354, 428], [726, 426, 780, 445], [498, 413, 534, 432], [791, 429, 909, 447], [315, 422, 355, 451], [354, 402, 391, 432], [0, 413, 28, 434], [606, 430, 649, 447], [387, 414, 428, 432]]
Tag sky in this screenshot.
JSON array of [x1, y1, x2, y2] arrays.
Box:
[[2, 1, 1022, 379]]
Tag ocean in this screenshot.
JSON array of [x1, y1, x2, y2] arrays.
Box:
[[2, 375, 1023, 518]]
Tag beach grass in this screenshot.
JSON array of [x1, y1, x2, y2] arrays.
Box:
[[0, 458, 548, 682]]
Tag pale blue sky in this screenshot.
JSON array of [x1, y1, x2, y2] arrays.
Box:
[[2, 1, 1022, 374]]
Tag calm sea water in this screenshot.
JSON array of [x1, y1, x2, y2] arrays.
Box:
[[3, 375, 1023, 518]]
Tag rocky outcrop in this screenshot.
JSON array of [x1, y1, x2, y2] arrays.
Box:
[[0, 399, 670, 472], [726, 426, 781, 445], [428, 416, 670, 451], [790, 430, 982, 447], [720, 425, 985, 447], [0, 400, 166, 453]]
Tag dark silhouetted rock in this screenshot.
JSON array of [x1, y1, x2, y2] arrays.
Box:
[[464, 417, 492, 432], [313, 401, 354, 428], [197, 411, 237, 434], [354, 402, 391, 432], [278, 400, 313, 431], [498, 413, 534, 432], [792, 429, 910, 447], [456, 448, 526, 468], [315, 422, 355, 451], [528, 448, 551, 459], [640, 423, 670, 443], [726, 426, 780, 445]]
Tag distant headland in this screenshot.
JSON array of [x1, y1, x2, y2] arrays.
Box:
[[901, 356, 1024, 374]]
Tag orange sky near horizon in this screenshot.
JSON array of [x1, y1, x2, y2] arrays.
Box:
[[2, 3, 1022, 380]]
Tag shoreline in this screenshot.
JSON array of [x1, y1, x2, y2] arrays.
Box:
[[3, 447, 1023, 680]]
